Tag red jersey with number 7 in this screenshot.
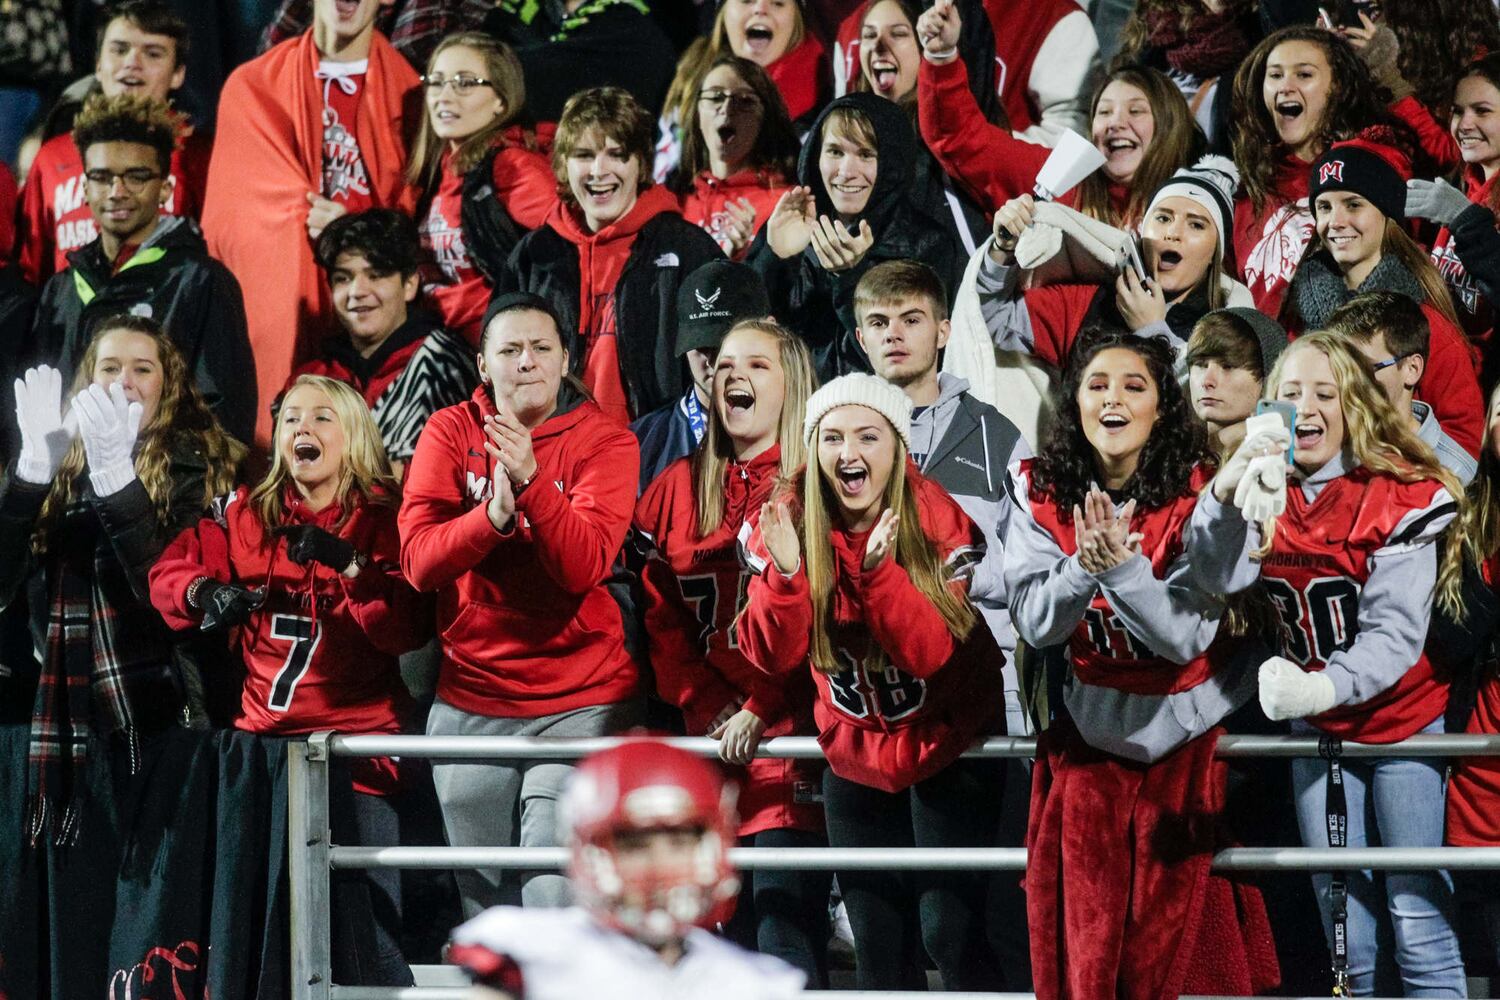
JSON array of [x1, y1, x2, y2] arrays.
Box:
[[1259, 467, 1454, 744], [739, 469, 1006, 793], [149, 485, 425, 791]]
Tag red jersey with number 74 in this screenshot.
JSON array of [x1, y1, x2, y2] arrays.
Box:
[[1259, 467, 1454, 744], [149, 485, 425, 791]]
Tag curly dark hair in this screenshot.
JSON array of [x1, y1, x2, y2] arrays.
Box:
[[1231, 27, 1390, 214], [1031, 330, 1211, 516], [1384, 0, 1500, 115], [315, 208, 421, 279], [71, 92, 181, 174]]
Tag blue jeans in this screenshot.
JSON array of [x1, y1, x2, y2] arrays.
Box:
[[1291, 717, 1466, 997]]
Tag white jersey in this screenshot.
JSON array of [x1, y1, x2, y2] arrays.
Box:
[[450, 906, 806, 1000]]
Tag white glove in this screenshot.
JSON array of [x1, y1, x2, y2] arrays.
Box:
[[1234, 454, 1287, 523], [12, 365, 76, 485], [1214, 419, 1290, 502], [1258, 655, 1337, 721], [73, 382, 143, 498]]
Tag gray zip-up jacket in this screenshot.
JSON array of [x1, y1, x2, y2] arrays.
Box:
[[910, 374, 1031, 731], [1413, 400, 1477, 486]]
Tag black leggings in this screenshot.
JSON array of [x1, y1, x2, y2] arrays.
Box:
[[724, 827, 831, 987], [329, 785, 413, 986], [823, 758, 1006, 990]]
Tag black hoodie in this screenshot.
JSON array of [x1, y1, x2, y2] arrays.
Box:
[[31, 216, 257, 444], [746, 93, 968, 381]]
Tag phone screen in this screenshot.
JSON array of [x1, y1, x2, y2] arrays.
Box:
[[1254, 400, 1297, 464]]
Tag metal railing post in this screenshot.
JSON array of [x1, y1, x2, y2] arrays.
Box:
[[289, 731, 335, 1000]]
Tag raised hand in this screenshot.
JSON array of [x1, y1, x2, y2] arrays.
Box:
[[483, 400, 538, 487], [990, 195, 1036, 259], [1214, 418, 1291, 503], [73, 382, 143, 497], [721, 197, 759, 257], [1114, 265, 1167, 331], [916, 0, 961, 60], [306, 192, 348, 240], [863, 508, 899, 570], [13, 365, 76, 484], [759, 500, 801, 575], [1074, 487, 1141, 574], [809, 216, 874, 273], [766, 186, 817, 260]]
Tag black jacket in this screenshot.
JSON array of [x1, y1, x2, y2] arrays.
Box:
[[746, 93, 969, 381], [629, 390, 699, 495], [496, 208, 724, 419], [31, 217, 258, 444]]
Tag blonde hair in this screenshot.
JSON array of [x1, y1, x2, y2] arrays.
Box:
[[35, 319, 244, 552], [796, 416, 976, 674], [1438, 382, 1500, 617], [250, 375, 399, 529], [406, 32, 528, 190], [1381, 219, 1463, 330], [693, 320, 817, 537], [1259, 332, 1463, 555]]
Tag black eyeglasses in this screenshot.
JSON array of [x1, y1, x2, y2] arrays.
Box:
[[698, 89, 762, 111], [84, 168, 161, 193], [422, 74, 494, 95], [1369, 352, 1413, 375]]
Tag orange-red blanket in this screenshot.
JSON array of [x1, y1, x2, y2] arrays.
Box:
[[202, 30, 418, 447], [1027, 720, 1280, 999]]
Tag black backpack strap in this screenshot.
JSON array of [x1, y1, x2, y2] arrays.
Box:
[[460, 145, 526, 283]]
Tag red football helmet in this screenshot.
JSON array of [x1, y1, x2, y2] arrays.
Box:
[[562, 739, 741, 944]]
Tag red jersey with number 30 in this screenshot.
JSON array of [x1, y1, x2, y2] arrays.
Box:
[[150, 486, 425, 790], [1260, 468, 1453, 744], [634, 446, 822, 836], [1023, 460, 1221, 695], [740, 470, 1006, 793]]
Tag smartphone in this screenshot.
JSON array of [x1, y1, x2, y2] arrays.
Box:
[[1123, 237, 1147, 282], [1253, 400, 1297, 464]]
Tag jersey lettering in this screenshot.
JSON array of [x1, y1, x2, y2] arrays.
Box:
[[267, 614, 324, 711], [677, 570, 750, 650], [1081, 607, 1152, 659], [826, 646, 927, 722], [1263, 575, 1362, 667]]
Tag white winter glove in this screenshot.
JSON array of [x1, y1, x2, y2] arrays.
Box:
[[1234, 454, 1287, 523], [12, 365, 76, 485], [1258, 655, 1337, 721], [1213, 417, 1290, 503], [73, 382, 143, 498]]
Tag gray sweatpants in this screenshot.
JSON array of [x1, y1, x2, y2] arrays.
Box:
[[427, 697, 642, 918]]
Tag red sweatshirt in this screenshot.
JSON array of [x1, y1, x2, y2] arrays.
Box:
[[17, 127, 211, 286], [1232, 152, 1315, 315], [150, 486, 422, 793], [544, 184, 684, 424], [739, 468, 1005, 793], [1389, 94, 1461, 176], [634, 447, 822, 836], [678, 168, 789, 260], [917, 55, 1131, 219], [766, 34, 827, 123], [420, 135, 557, 342], [399, 385, 640, 718]]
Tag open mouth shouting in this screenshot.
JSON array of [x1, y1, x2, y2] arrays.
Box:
[[724, 385, 755, 414], [716, 124, 739, 148], [1155, 249, 1182, 272], [1273, 97, 1307, 138], [1104, 135, 1139, 157], [583, 179, 620, 207], [1099, 411, 1131, 433], [293, 439, 323, 467], [743, 21, 777, 58], [1294, 421, 1324, 451], [835, 464, 869, 498], [334, 0, 362, 19]]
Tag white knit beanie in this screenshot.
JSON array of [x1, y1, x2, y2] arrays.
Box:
[[802, 374, 913, 449], [1144, 154, 1239, 256]]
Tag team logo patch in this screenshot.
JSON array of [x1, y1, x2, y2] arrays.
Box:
[[695, 287, 722, 310], [1318, 160, 1345, 184]]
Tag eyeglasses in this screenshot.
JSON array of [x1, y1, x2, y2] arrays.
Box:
[[422, 74, 494, 95], [1369, 352, 1413, 375], [84, 168, 161, 193], [698, 89, 762, 111]]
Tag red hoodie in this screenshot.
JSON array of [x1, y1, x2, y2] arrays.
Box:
[[1232, 151, 1315, 316], [399, 385, 640, 718], [766, 34, 827, 123], [420, 131, 558, 343], [18, 127, 211, 286], [739, 469, 1005, 793], [150, 486, 422, 793], [917, 55, 1131, 220], [677, 167, 789, 259], [544, 184, 684, 424], [634, 446, 823, 836]]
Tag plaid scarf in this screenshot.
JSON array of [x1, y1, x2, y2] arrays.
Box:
[[27, 510, 152, 847]]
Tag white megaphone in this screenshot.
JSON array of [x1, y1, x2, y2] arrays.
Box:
[[1032, 129, 1108, 202]]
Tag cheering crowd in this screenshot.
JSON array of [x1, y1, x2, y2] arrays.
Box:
[[11, 0, 1500, 995]]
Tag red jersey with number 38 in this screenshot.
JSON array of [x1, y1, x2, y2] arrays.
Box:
[[150, 486, 425, 790], [1259, 468, 1453, 744]]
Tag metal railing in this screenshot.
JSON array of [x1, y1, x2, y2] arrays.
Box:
[[288, 731, 1500, 1000]]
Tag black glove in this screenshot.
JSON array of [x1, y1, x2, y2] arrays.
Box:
[[193, 580, 266, 632], [273, 524, 357, 572]]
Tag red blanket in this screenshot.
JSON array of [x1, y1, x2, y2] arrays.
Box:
[[201, 30, 418, 447], [1027, 721, 1280, 999]]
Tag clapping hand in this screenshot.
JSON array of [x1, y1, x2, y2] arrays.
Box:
[[809, 216, 874, 272], [759, 500, 801, 575], [1072, 486, 1142, 575], [863, 508, 899, 570], [766, 186, 817, 260], [73, 382, 142, 497], [12, 365, 76, 485]]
